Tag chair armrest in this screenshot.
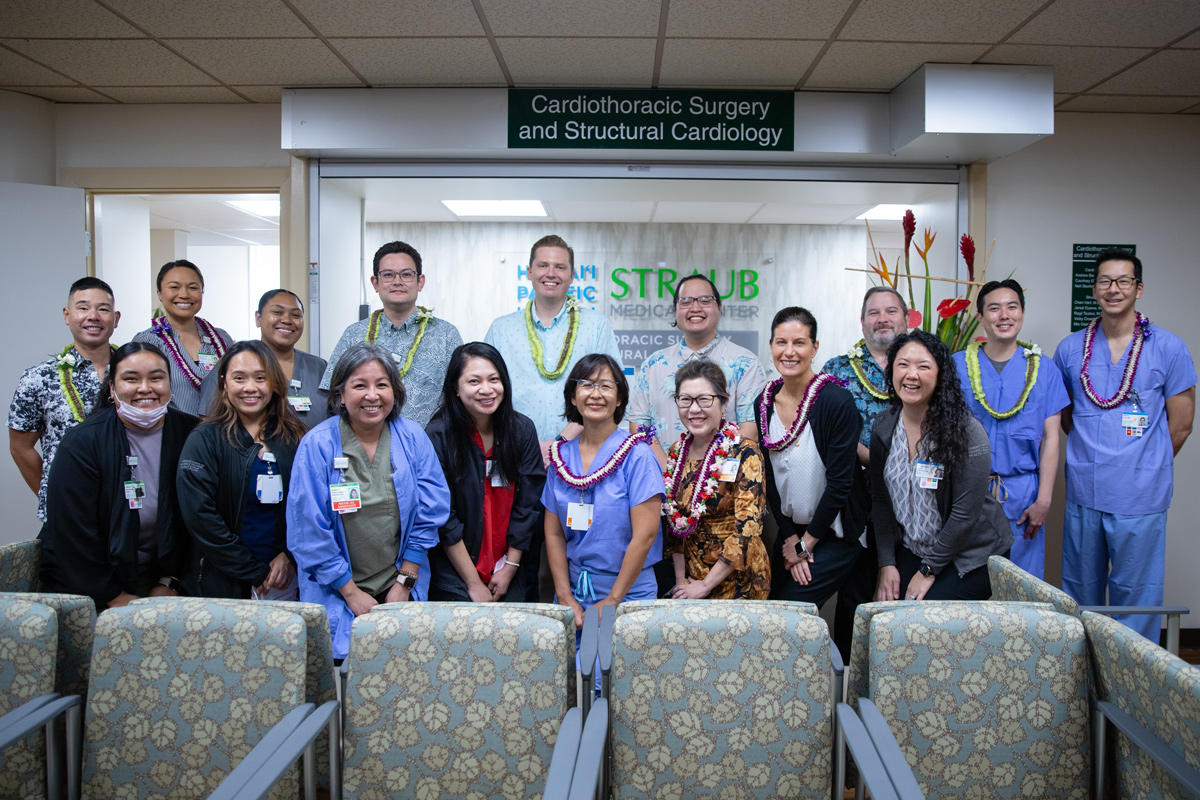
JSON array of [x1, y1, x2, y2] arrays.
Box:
[[580, 606, 599, 717], [0, 694, 81, 752], [544, 708, 582, 800], [836, 703, 898, 800], [207, 704, 315, 800], [1096, 700, 1200, 796], [230, 701, 340, 800], [597, 607, 615, 699], [569, 698, 609, 800], [1079, 605, 1188, 616], [857, 699, 926, 800], [831, 645, 844, 677]]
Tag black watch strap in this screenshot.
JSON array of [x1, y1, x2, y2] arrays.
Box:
[[919, 563, 936, 577]]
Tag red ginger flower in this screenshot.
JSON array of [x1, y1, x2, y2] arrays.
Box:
[[960, 234, 976, 282], [902, 209, 915, 251], [938, 297, 970, 319]]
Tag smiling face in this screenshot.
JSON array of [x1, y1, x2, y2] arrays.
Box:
[[256, 292, 304, 351], [770, 319, 818, 382], [157, 266, 203, 322], [675, 376, 728, 442], [569, 365, 619, 426], [862, 290, 907, 351], [112, 351, 170, 411], [1093, 258, 1143, 317], [340, 359, 395, 431], [674, 277, 721, 340], [530, 245, 573, 305], [977, 287, 1024, 345], [456, 356, 505, 422], [370, 252, 425, 314], [892, 341, 939, 409], [223, 351, 272, 424], [63, 288, 119, 348]]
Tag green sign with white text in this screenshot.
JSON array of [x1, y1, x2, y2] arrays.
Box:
[[508, 89, 794, 151], [1071, 243, 1136, 332]]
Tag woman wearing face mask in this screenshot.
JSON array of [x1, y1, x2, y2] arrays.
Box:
[[663, 359, 770, 600], [424, 342, 546, 602], [178, 341, 308, 600], [38, 342, 198, 607]]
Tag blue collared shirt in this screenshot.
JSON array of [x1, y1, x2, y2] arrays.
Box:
[[822, 353, 892, 447]]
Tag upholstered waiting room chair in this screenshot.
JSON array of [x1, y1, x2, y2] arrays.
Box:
[[2, 592, 95, 699], [0, 539, 40, 592]]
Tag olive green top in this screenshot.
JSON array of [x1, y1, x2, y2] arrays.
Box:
[[339, 419, 402, 596]]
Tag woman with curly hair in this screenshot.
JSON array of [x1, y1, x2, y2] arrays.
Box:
[[871, 330, 1012, 602]]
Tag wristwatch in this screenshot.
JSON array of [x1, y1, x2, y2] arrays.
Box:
[[797, 539, 811, 559], [918, 563, 937, 578], [157, 576, 182, 592], [395, 569, 418, 589]]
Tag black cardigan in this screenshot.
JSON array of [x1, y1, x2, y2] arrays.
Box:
[[423, 411, 546, 596], [755, 381, 869, 544], [38, 406, 198, 607], [177, 421, 298, 599]]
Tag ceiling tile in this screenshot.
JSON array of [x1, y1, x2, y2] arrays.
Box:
[[483, 0, 660, 36], [231, 85, 284, 103], [364, 201, 458, 222], [1174, 31, 1200, 48], [98, 86, 247, 103], [666, 0, 852, 39], [1012, 0, 1200, 47], [1181, 101, 1200, 113], [2, 39, 215, 85], [0, 0, 142, 37], [287, 0, 483, 37], [0, 46, 75, 85], [1, 86, 115, 102], [980, 44, 1153, 93], [1054, 92, 1073, 104], [550, 200, 655, 222], [748, 203, 868, 224], [1092, 49, 1200, 95], [659, 39, 824, 87], [333, 38, 505, 85], [102, 0, 313, 38], [840, 0, 1049, 42], [1058, 94, 1200, 113], [498, 38, 656, 85], [653, 201, 764, 223], [805, 42, 988, 89], [166, 39, 362, 85]]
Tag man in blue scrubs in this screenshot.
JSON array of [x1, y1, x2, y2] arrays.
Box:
[[1053, 249, 1195, 640], [954, 279, 1069, 579]]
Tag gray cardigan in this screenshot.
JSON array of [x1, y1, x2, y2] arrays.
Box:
[[869, 406, 1012, 577], [198, 348, 329, 428]]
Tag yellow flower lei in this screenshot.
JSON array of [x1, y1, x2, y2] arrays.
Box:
[[56, 343, 116, 422], [525, 297, 579, 380], [365, 307, 433, 378], [965, 340, 1041, 420], [848, 339, 890, 400]]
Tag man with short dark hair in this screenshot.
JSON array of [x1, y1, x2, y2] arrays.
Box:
[[320, 241, 462, 427], [953, 278, 1070, 579], [9, 277, 121, 521], [1053, 248, 1195, 639]]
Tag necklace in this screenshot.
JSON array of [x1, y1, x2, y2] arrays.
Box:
[[54, 343, 115, 422], [847, 339, 890, 400], [151, 316, 227, 388], [758, 373, 842, 450], [663, 422, 739, 539], [365, 307, 433, 378], [964, 341, 1041, 420], [1080, 313, 1151, 409], [549, 425, 655, 490], [525, 297, 579, 380]]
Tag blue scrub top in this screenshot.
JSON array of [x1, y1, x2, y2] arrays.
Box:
[[541, 427, 664, 580], [1053, 321, 1196, 515]]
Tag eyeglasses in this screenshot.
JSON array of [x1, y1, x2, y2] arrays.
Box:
[[377, 269, 419, 284], [1095, 276, 1138, 290], [575, 379, 618, 395], [677, 295, 717, 308], [674, 394, 720, 409]]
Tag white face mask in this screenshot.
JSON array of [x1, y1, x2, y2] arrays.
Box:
[[114, 396, 169, 428]]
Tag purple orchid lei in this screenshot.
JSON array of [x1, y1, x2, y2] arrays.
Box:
[[1080, 312, 1150, 409], [151, 315, 227, 388], [758, 373, 843, 451], [549, 425, 655, 490]]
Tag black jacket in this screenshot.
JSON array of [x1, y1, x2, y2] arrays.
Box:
[[755, 381, 870, 545], [424, 411, 546, 596], [177, 421, 297, 599], [38, 406, 197, 607]]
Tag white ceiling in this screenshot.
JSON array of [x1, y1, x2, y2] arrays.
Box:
[[144, 192, 280, 246], [0, 0, 1196, 113]]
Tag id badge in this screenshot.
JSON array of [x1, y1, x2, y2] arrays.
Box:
[[124, 480, 145, 509], [330, 482, 362, 514], [257, 473, 283, 504], [288, 396, 312, 412], [198, 353, 219, 370], [566, 502, 594, 531], [1121, 412, 1148, 437], [718, 457, 740, 482], [915, 461, 944, 489], [485, 459, 504, 487]]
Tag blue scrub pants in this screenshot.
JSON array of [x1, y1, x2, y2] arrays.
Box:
[[999, 472, 1044, 579], [1062, 501, 1167, 641]]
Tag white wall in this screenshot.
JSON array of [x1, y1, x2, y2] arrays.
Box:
[[0, 91, 55, 186], [318, 183, 365, 359], [95, 195, 151, 343], [186, 245, 281, 341], [988, 112, 1200, 624]]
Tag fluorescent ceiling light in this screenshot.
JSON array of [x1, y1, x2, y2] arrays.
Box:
[[226, 199, 280, 217], [856, 204, 909, 220], [442, 200, 546, 217]]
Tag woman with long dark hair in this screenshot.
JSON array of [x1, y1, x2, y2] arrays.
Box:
[[871, 330, 1012, 601], [177, 340, 308, 599], [38, 342, 197, 607], [425, 342, 546, 601]]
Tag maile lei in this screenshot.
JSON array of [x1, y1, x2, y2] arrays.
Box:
[[151, 316, 227, 389], [847, 340, 890, 400], [1080, 312, 1151, 409], [55, 343, 116, 422], [663, 421, 739, 539], [526, 297, 579, 380], [965, 340, 1041, 420], [549, 425, 655, 490], [365, 307, 434, 378], [758, 373, 843, 450]]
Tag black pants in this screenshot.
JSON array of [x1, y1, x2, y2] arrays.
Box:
[[833, 523, 877, 662], [894, 544, 994, 600]]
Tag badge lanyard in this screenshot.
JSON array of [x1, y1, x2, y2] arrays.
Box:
[[256, 450, 283, 504], [330, 456, 361, 514], [1121, 390, 1148, 437], [124, 455, 145, 509]]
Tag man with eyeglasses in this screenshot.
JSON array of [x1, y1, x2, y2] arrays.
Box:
[[320, 241, 462, 427], [1053, 248, 1195, 640], [627, 274, 767, 466]]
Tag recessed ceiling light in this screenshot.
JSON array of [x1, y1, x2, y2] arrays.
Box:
[[226, 199, 280, 217], [442, 200, 546, 217], [856, 204, 909, 221]]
